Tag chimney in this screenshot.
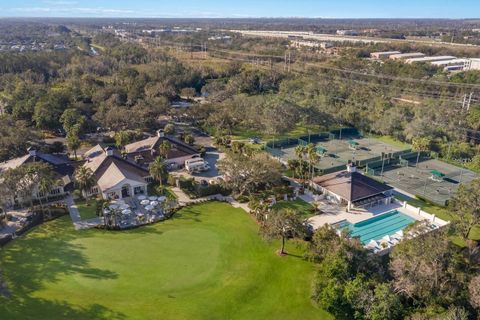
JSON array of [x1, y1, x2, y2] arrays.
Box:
[[105, 146, 114, 156], [27, 146, 37, 157], [157, 129, 165, 138], [346, 162, 356, 173]]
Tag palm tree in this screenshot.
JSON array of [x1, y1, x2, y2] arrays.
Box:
[[37, 174, 55, 218], [306, 144, 320, 188], [294, 145, 307, 184], [149, 156, 168, 189], [66, 131, 81, 160], [159, 141, 172, 159], [74, 166, 96, 201]]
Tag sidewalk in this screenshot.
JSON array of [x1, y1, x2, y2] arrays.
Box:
[[169, 188, 251, 213], [65, 195, 101, 230]]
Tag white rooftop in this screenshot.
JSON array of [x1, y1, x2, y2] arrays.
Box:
[[406, 56, 457, 63], [431, 58, 469, 66]]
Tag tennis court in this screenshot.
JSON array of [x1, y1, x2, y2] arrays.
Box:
[[266, 135, 406, 173], [369, 158, 477, 205]]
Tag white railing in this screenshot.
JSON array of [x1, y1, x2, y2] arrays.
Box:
[[402, 201, 449, 226]]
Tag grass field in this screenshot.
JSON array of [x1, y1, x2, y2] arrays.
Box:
[[0, 202, 329, 320], [76, 200, 98, 220], [272, 199, 316, 218]]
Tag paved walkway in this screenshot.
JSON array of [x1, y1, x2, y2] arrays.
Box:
[[170, 188, 251, 213], [65, 196, 101, 230]]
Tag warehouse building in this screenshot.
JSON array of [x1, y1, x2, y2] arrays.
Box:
[[390, 52, 425, 60], [370, 51, 401, 59], [405, 56, 457, 64]]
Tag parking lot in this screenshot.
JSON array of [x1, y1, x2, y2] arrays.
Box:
[[173, 151, 224, 182]]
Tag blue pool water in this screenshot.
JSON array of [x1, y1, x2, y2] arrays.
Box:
[[335, 210, 416, 244]]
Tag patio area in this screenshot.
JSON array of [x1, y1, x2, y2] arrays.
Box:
[[103, 195, 175, 229]]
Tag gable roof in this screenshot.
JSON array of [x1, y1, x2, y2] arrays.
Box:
[[83, 144, 105, 159], [96, 162, 147, 191], [82, 146, 150, 191], [124, 135, 199, 159], [312, 170, 393, 202], [0, 152, 75, 182]]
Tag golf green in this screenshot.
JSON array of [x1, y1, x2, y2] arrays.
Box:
[[0, 202, 330, 320]]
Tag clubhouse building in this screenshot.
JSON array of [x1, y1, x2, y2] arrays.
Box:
[[83, 145, 152, 200], [124, 130, 200, 169], [312, 164, 394, 212]]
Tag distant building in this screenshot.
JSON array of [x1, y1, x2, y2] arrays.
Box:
[[370, 51, 401, 59], [389, 52, 425, 60], [405, 56, 457, 64], [320, 42, 334, 49], [465, 58, 480, 71], [336, 30, 359, 36]]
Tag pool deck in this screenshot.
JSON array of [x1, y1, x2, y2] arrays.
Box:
[[307, 200, 424, 230]]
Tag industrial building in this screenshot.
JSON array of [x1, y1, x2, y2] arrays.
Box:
[[370, 51, 401, 59], [390, 52, 425, 60], [405, 56, 457, 64], [465, 58, 480, 71]]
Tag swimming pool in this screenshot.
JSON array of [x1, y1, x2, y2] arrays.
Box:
[[335, 210, 416, 244]]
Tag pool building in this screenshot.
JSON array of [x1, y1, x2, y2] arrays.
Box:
[[311, 163, 394, 212], [307, 163, 449, 253]]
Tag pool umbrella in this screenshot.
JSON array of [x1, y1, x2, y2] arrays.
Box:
[[150, 201, 159, 206], [157, 196, 167, 202], [109, 204, 119, 209], [148, 196, 157, 201], [119, 204, 130, 210], [122, 209, 132, 215], [140, 199, 150, 205], [137, 195, 147, 200], [144, 205, 154, 211]]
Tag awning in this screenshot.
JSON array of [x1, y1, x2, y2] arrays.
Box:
[[348, 140, 359, 146], [430, 170, 445, 178], [316, 146, 327, 154]]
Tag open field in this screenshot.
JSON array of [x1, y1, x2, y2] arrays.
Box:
[[0, 202, 329, 320], [374, 158, 477, 206], [272, 199, 315, 218]]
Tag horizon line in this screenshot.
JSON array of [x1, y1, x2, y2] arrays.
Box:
[[1, 16, 480, 20]]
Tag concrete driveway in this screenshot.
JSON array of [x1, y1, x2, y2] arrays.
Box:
[[172, 151, 224, 182]]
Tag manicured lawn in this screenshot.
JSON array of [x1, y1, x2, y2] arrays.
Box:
[[76, 200, 98, 220], [0, 202, 329, 320], [272, 199, 315, 218], [369, 135, 411, 149]]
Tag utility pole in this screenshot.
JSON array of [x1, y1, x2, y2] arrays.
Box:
[[288, 51, 291, 72], [466, 92, 473, 111]]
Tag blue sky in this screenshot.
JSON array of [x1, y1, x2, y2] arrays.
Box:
[[1, 0, 479, 18]]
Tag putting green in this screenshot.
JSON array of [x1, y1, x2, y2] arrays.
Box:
[[0, 202, 330, 320]]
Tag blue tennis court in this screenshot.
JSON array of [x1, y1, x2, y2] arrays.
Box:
[[337, 210, 416, 244]]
